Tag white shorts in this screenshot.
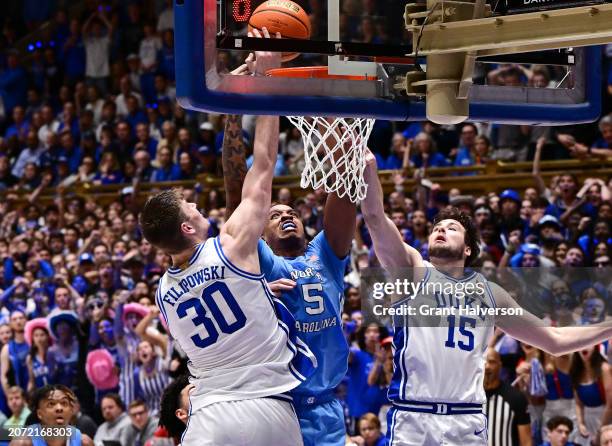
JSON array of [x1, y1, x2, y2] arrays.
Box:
[[583, 405, 606, 444], [181, 397, 304, 446], [387, 408, 488, 446]]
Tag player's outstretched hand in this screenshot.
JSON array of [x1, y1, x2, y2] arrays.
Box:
[[267, 278, 297, 297], [247, 27, 281, 76], [363, 148, 379, 185], [363, 148, 377, 169]]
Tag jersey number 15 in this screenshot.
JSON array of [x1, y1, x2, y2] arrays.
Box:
[[444, 315, 476, 352]]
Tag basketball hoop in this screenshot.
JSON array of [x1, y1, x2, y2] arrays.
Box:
[[268, 67, 376, 204]]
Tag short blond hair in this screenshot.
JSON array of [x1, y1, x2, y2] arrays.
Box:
[[6, 386, 26, 399], [601, 424, 612, 437]]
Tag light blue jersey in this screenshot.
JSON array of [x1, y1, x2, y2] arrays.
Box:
[[258, 231, 349, 446]]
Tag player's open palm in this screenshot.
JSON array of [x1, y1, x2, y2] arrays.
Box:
[[579, 422, 590, 438], [247, 27, 282, 76]]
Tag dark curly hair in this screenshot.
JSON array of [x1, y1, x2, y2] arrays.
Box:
[[432, 207, 480, 266], [159, 374, 191, 441], [29, 384, 77, 422]]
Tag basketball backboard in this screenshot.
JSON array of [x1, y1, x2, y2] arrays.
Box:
[[174, 0, 604, 124]]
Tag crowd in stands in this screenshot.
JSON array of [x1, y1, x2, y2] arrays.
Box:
[[0, 1, 611, 446]]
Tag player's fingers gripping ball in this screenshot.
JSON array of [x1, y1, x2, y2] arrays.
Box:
[[248, 0, 312, 62]]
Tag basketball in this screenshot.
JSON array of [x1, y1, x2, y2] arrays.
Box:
[[248, 0, 311, 62]]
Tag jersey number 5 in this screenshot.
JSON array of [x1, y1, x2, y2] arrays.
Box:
[[444, 315, 476, 352], [302, 283, 324, 315], [177, 282, 247, 348]]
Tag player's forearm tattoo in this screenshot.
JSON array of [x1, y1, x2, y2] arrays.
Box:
[[222, 114, 247, 218]]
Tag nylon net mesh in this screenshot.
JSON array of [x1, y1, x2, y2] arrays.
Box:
[[287, 116, 375, 204]]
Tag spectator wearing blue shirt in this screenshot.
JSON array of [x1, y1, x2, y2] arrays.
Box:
[[61, 20, 87, 84], [452, 122, 477, 158], [351, 413, 388, 446], [176, 128, 198, 164], [158, 30, 175, 82], [4, 106, 30, 143], [150, 146, 180, 182], [54, 156, 72, 186], [545, 173, 595, 220], [124, 96, 147, 131], [58, 130, 83, 174], [578, 219, 612, 262], [382, 133, 408, 170], [93, 152, 124, 185], [410, 132, 449, 168], [56, 102, 80, 143], [454, 146, 473, 168], [197, 121, 217, 173], [0, 51, 28, 116], [346, 324, 389, 420], [133, 149, 154, 182], [454, 135, 492, 167], [134, 123, 158, 159], [11, 130, 45, 178], [498, 188, 527, 240]]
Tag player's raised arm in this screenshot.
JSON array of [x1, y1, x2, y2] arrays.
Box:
[[222, 111, 279, 255], [361, 149, 424, 268], [221, 114, 247, 219], [221, 110, 279, 255], [323, 123, 357, 258], [493, 281, 612, 355]]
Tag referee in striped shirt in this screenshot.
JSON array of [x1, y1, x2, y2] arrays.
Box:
[[485, 348, 533, 446]]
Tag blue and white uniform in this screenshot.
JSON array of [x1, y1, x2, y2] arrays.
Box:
[[117, 331, 140, 406], [8, 340, 29, 389], [32, 354, 51, 388], [258, 231, 349, 446], [134, 356, 171, 416], [388, 261, 496, 446], [156, 237, 316, 446]]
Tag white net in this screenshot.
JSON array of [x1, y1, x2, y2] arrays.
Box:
[[287, 116, 375, 204]]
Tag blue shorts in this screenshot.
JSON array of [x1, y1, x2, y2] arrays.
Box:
[[295, 398, 346, 446]]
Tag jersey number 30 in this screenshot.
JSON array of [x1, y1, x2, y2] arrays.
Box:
[[177, 282, 247, 348]]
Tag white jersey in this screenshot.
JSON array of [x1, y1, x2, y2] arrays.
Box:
[[157, 237, 315, 412], [390, 261, 496, 406]]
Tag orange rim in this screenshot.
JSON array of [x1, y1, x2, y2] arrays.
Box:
[[266, 66, 374, 80]]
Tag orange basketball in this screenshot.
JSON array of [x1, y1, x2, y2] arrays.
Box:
[[248, 0, 311, 62]]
